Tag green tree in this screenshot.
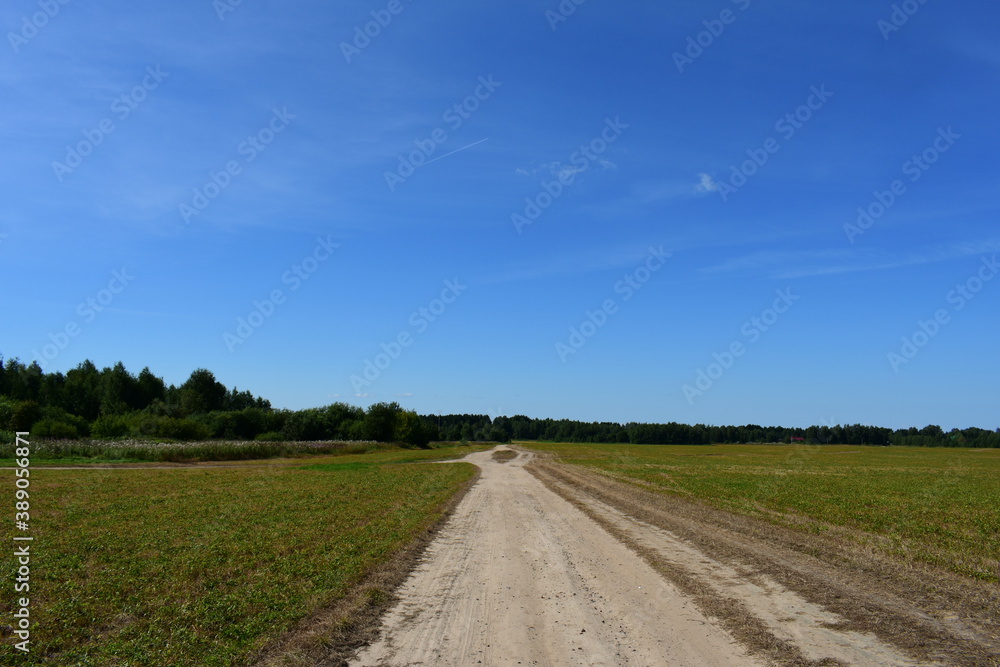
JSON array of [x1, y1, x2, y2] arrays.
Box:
[[363, 402, 402, 442], [323, 402, 365, 439], [136, 366, 166, 408], [100, 362, 140, 415], [178, 369, 227, 416], [64, 360, 102, 420], [0, 396, 15, 431], [919, 424, 944, 440], [9, 400, 42, 431], [0, 359, 43, 402], [395, 410, 432, 448]]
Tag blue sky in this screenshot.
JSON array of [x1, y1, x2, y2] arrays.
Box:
[[2, 0, 998, 430]]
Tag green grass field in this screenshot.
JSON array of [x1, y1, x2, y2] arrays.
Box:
[[0, 445, 484, 666], [525, 442, 1000, 582]]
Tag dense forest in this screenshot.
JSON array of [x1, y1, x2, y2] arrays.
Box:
[[1, 357, 997, 448]]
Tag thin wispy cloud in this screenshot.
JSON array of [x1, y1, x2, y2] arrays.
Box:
[[515, 159, 617, 181], [486, 243, 671, 285], [701, 240, 1000, 280], [694, 173, 719, 194]]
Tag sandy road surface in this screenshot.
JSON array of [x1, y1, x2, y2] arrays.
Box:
[[352, 447, 764, 666], [351, 446, 927, 667]]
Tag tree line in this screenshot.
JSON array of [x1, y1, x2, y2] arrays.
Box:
[[474, 417, 1000, 448], [0, 358, 434, 446], [1, 357, 997, 448]]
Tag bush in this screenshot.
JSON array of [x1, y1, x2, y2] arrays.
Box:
[[232, 407, 269, 440], [281, 409, 329, 441], [193, 411, 235, 439], [40, 406, 90, 437], [33, 419, 81, 439], [131, 415, 212, 441], [92, 414, 131, 438], [346, 419, 367, 441], [255, 431, 284, 442], [156, 418, 212, 442]]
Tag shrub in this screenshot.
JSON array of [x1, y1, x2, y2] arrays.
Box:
[[156, 418, 212, 442], [193, 411, 235, 439], [40, 406, 90, 437], [32, 419, 80, 439], [91, 414, 131, 438], [281, 409, 328, 441], [131, 415, 212, 442], [255, 431, 284, 442]]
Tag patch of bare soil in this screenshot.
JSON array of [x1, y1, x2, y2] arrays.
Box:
[[491, 448, 519, 463], [529, 460, 1000, 667]]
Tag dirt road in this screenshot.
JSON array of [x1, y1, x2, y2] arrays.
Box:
[[350, 448, 920, 666]]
